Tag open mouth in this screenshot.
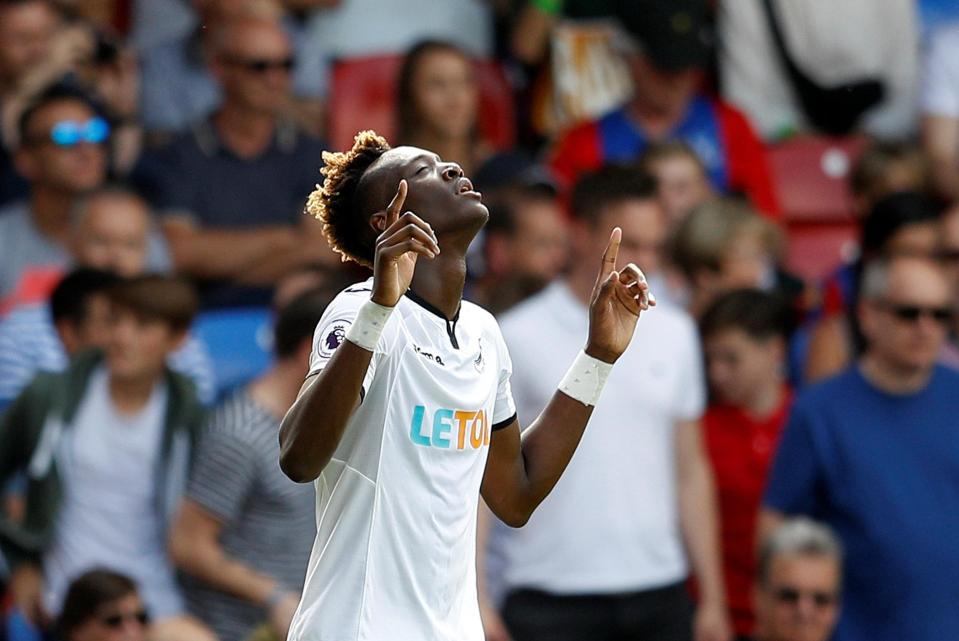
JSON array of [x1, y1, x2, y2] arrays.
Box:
[[456, 178, 481, 198]]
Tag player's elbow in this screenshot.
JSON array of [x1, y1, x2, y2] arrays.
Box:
[[495, 503, 533, 528], [279, 451, 323, 484]]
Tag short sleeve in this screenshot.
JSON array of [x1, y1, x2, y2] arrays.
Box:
[[763, 400, 822, 516], [490, 320, 517, 429], [922, 27, 959, 117], [308, 287, 381, 394], [186, 414, 258, 524]]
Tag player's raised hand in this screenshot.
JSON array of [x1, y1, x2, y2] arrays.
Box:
[[371, 179, 440, 307], [585, 227, 655, 363]]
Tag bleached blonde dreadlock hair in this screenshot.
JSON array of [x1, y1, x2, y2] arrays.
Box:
[[306, 130, 391, 268]]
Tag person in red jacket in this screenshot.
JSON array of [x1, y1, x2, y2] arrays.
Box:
[[699, 289, 794, 639], [549, 0, 780, 219]]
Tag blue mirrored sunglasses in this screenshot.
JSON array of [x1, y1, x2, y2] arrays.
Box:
[[49, 117, 110, 147]]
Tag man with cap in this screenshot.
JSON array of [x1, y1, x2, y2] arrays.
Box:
[[548, 0, 780, 219]]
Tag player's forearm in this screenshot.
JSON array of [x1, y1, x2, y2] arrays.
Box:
[[279, 342, 371, 482], [679, 463, 726, 606], [502, 391, 594, 524]]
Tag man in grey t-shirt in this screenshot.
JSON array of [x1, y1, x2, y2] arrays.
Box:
[[170, 286, 338, 641]]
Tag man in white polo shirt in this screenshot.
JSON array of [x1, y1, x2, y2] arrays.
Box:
[[485, 165, 731, 641], [277, 131, 654, 641]]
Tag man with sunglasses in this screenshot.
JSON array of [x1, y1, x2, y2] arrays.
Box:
[[134, 15, 331, 309], [753, 519, 842, 641], [0, 83, 168, 314], [761, 254, 959, 641]]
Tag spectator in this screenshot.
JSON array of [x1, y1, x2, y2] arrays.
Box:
[[753, 519, 842, 641], [640, 141, 715, 231], [670, 198, 786, 319], [58, 570, 150, 641], [0, 83, 111, 309], [700, 290, 795, 639], [58, 569, 216, 641], [484, 165, 731, 641], [471, 153, 568, 314], [0, 185, 214, 408], [0, 268, 117, 409], [169, 288, 335, 641], [396, 40, 489, 178], [804, 191, 941, 382], [0, 276, 207, 636], [0, 0, 64, 205], [719, 0, 918, 140], [134, 13, 332, 308], [848, 142, 927, 219], [549, 0, 780, 218], [762, 255, 959, 641], [921, 23, 959, 201], [1, 83, 173, 313], [937, 203, 959, 369], [139, 0, 327, 136]]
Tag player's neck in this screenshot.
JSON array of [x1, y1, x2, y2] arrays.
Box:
[[409, 251, 468, 320]]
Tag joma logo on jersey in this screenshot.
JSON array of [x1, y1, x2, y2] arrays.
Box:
[[409, 405, 490, 450]]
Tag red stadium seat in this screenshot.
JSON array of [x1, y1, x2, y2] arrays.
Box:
[[769, 135, 868, 223], [328, 54, 516, 153], [769, 136, 868, 280], [785, 221, 860, 281]]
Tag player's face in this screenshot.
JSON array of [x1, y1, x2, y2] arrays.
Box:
[[755, 555, 841, 641], [859, 259, 953, 373], [704, 328, 783, 409], [369, 146, 489, 237]]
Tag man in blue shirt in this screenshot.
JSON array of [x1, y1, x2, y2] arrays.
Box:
[[761, 254, 959, 641]]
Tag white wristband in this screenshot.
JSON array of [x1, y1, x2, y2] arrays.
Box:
[[558, 350, 613, 406], [346, 299, 394, 352]]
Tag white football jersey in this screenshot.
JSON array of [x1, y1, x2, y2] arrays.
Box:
[[289, 279, 516, 641]]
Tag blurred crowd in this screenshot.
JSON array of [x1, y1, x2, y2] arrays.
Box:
[[1, 0, 959, 641]]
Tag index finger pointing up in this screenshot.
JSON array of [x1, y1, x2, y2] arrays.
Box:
[[387, 179, 408, 226], [598, 227, 621, 283]]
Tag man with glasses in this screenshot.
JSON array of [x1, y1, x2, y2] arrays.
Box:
[[761, 254, 959, 641], [134, 15, 332, 309], [0, 83, 168, 314], [753, 519, 842, 641]]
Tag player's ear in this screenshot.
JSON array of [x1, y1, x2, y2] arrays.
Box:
[[370, 211, 388, 234]]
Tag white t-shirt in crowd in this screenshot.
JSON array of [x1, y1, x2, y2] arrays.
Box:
[[719, 0, 919, 139], [922, 23, 959, 118], [492, 281, 705, 595], [43, 367, 184, 618], [289, 280, 516, 641]]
